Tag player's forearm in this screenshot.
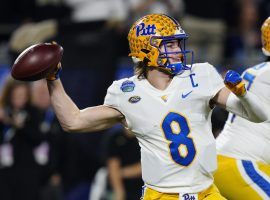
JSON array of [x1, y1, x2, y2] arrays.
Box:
[[224, 70, 269, 122], [121, 163, 141, 178], [226, 92, 269, 123], [107, 159, 125, 198], [47, 80, 123, 132], [47, 79, 81, 132]]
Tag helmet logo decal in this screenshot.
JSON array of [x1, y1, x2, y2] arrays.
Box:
[[136, 23, 156, 37]]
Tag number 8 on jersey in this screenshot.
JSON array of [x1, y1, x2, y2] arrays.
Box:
[[161, 112, 196, 166]]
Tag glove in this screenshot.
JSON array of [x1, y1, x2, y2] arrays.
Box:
[[224, 70, 246, 97], [46, 62, 62, 81]]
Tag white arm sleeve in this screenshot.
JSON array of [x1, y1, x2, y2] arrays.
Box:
[[226, 91, 270, 123]]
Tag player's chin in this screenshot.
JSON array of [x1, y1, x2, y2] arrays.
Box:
[[157, 66, 174, 76]]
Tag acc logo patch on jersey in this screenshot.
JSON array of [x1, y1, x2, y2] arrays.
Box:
[[128, 96, 141, 103], [120, 80, 135, 92]]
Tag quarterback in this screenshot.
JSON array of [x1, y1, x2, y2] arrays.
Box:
[[46, 14, 270, 200], [214, 17, 270, 200]]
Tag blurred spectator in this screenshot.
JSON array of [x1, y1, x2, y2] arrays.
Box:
[[127, 0, 183, 24], [31, 80, 101, 200], [0, 78, 41, 200], [31, 80, 65, 200], [104, 128, 143, 200], [46, 0, 130, 109], [113, 0, 183, 68], [64, 0, 126, 23], [59, 0, 127, 68], [224, 0, 263, 71], [9, 20, 58, 54], [182, 0, 236, 66]]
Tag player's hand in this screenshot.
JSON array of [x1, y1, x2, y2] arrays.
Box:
[[46, 62, 62, 81], [224, 70, 246, 96], [46, 41, 62, 81], [114, 190, 125, 200]]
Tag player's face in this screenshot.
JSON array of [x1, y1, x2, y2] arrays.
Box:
[[11, 85, 29, 110], [159, 40, 182, 64]]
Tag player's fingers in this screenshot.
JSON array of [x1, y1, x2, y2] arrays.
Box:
[[57, 62, 61, 68]]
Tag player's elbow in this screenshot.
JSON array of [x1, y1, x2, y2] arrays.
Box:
[[60, 118, 83, 133], [59, 111, 86, 132], [61, 124, 78, 133], [62, 126, 74, 133], [60, 119, 95, 133]]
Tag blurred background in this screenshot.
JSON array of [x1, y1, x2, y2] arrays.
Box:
[[0, 0, 269, 200]]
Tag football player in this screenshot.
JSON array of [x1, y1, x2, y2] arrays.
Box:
[[46, 14, 270, 200], [214, 17, 270, 200]]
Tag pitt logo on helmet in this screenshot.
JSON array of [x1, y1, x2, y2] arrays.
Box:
[[136, 23, 156, 37]]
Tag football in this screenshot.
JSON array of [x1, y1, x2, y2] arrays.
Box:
[[11, 43, 63, 81]]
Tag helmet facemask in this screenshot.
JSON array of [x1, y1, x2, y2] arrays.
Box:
[[151, 35, 194, 75]]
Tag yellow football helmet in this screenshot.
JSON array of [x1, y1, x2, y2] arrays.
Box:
[[128, 14, 193, 75], [261, 16, 270, 56]]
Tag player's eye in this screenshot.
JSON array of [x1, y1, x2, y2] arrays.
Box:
[[165, 43, 174, 48], [165, 41, 180, 49]]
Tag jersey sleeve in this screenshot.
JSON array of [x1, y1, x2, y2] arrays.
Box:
[[245, 64, 270, 102], [207, 63, 224, 98], [104, 81, 121, 110]]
